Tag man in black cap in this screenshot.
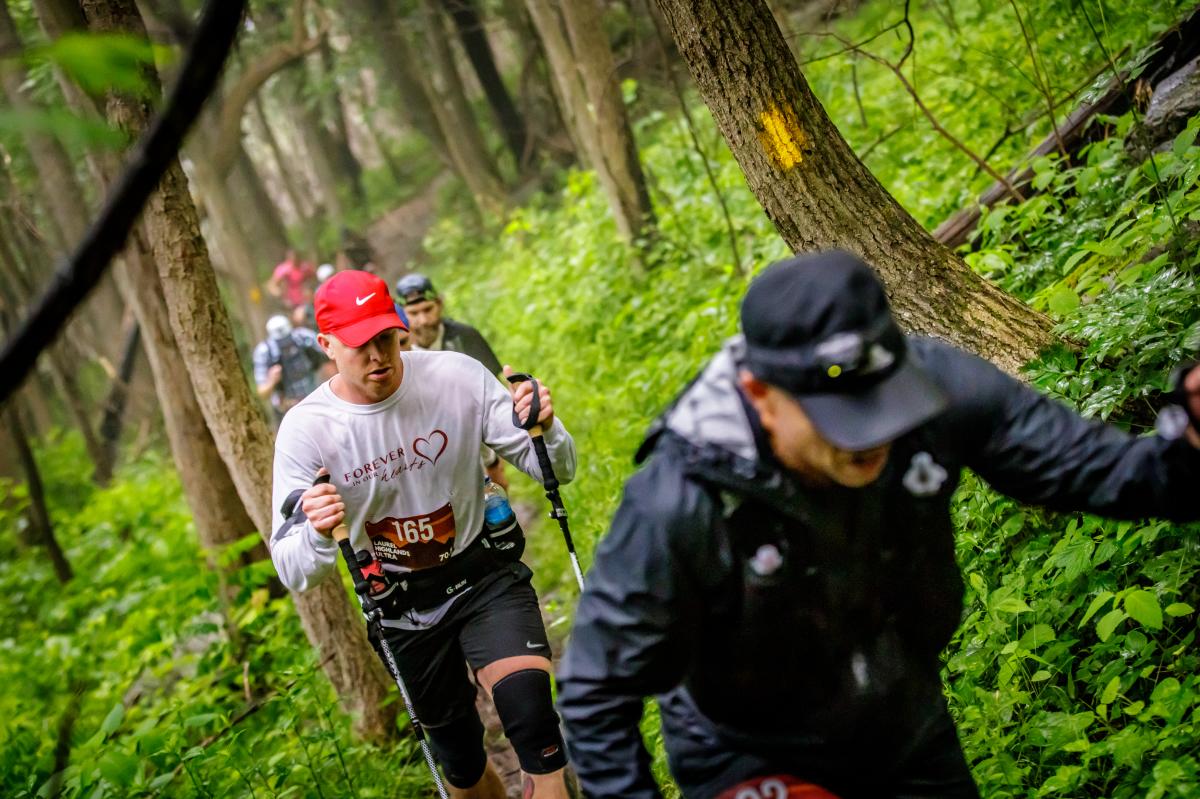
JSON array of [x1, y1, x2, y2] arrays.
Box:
[[397, 273, 503, 375], [556, 250, 1200, 799]]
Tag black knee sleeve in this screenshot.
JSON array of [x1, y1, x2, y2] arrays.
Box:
[[425, 712, 488, 789], [491, 668, 568, 775]]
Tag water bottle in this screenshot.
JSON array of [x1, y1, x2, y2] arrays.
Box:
[[483, 478, 523, 560]]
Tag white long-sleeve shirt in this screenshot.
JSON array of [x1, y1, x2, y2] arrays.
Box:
[[269, 350, 576, 594]]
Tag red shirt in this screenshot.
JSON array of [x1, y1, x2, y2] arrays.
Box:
[[273, 259, 315, 308]]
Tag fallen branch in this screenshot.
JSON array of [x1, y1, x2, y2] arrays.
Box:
[[933, 4, 1200, 248]]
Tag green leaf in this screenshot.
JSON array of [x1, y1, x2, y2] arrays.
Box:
[[1174, 124, 1198, 160], [98, 750, 139, 785], [1101, 675, 1121, 704], [995, 596, 1033, 614], [1081, 591, 1114, 625], [1047, 284, 1080, 316], [1020, 624, 1056, 650], [99, 703, 124, 738], [1124, 590, 1163, 630], [1096, 608, 1126, 642], [1164, 602, 1194, 617], [28, 33, 161, 98]]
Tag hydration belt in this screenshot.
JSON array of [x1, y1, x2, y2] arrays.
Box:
[[376, 518, 524, 614]]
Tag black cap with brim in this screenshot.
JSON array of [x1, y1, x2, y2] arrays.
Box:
[[793, 357, 949, 451]]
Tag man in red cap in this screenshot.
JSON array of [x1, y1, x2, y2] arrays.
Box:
[[270, 271, 579, 798]]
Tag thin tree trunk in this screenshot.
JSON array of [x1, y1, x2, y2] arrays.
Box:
[[441, 0, 530, 167], [4, 396, 73, 582], [342, 0, 451, 163], [524, 0, 653, 241], [652, 0, 1055, 372], [253, 92, 316, 237], [1, 0, 127, 360], [229, 143, 291, 265], [318, 37, 366, 203], [559, 0, 654, 237], [80, 0, 399, 741], [289, 73, 347, 227], [418, 0, 506, 212], [95, 317, 140, 484], [30, 0, 270, 558], [0, 179, 109, 473], [188, 137, 273, 335]]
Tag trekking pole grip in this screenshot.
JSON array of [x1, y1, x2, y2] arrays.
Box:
[[506, 372, 559, 491]]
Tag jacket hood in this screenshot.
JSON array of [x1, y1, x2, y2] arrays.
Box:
[[662, 337, 759, 462], [638, 337, 802, 509]]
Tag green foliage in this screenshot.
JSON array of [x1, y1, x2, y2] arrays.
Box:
[[0, 443, 424, 799]]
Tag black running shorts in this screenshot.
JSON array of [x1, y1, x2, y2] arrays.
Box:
[[381, 561, 552, 727]]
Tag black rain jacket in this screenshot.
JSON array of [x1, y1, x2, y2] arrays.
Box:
[[557, 336, 1200, 799]]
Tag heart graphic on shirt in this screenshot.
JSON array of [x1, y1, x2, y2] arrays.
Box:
[[412, 429, 448, 465]]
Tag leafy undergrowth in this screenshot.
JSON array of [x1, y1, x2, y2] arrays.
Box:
[[0, 440, 426, 799]]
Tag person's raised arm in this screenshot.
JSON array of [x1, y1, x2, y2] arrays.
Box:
[[269, 420, 340, 591], [938, 344, 1200, 520]]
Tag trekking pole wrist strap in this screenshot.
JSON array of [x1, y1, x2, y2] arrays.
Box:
[[506, 372, 541, 431]]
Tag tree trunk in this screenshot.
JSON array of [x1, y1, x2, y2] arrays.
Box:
[[0, 170, 109, 474], [318, 37, 367, 203], [652, 0, 1055, 373], [3, 396, 73, 582], [342, 0, 451, 163], [252, 92, 315, 230], [441, 0, 530, 168], [524, 0, 653, 241], [289, 73, 347, 227], [418, 0, 507, 212], [0, 2, 90, 251], [189, 148, 273, 335], [94, 317, 140, 485], [80, 0, 398, 741], [229, 144, 291, 266], [29, 0, 270, 558]]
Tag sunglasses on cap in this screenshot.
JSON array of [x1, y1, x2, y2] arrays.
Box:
[[395, 274, 438, 304], [744, 318, 905, 395]]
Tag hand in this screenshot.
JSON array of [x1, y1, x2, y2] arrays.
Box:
[[301, 467, 345, 537], [1185, 365, 1200, 449], [486, 458, 509, 490], [267, 364, 283, 386], [503, 365, 554, 428]]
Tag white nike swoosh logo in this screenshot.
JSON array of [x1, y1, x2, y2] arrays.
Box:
[[355, 293, 376, 306], [526, 641, 544, 649]]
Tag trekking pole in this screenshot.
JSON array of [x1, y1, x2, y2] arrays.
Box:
[[507, 373, 586, 591], [281, 477, 450, 799]]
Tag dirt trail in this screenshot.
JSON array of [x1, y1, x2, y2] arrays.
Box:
[[366, 171, 451, 277]]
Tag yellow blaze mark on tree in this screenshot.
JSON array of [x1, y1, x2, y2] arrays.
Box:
[[758, 103, 810, 170]]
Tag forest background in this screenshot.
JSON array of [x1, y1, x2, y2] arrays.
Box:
[[2, 0, 1200, 797]]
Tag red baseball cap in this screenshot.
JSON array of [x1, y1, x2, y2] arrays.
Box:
[[314, 271, 407, 347]]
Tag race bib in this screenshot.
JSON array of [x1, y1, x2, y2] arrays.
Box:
[[365, 502, 456, 571], [716, 775, 840, 799]]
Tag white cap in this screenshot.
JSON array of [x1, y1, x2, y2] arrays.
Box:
[[317, 263, 336, 282], [266, 315, 292, 340]]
